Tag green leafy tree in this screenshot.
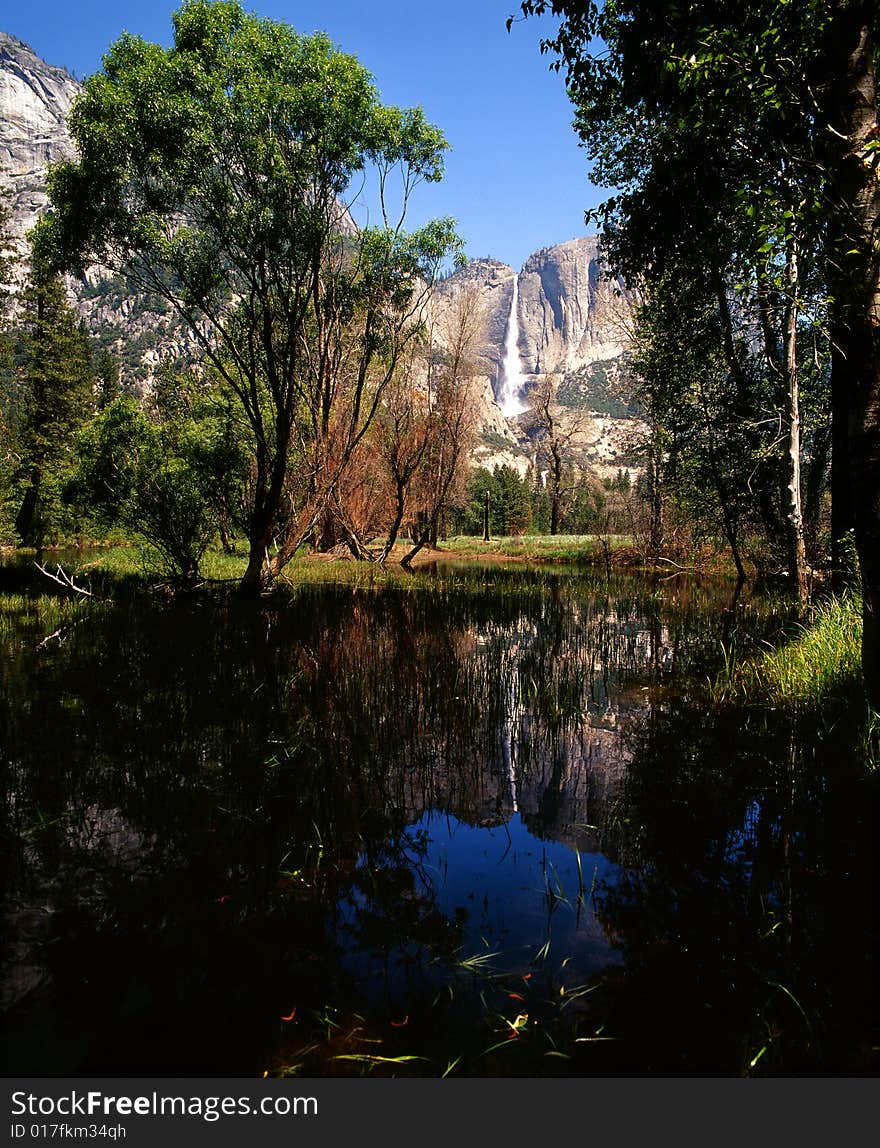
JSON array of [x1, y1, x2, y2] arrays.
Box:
[[493, 464, 533, 535], [517, 0, 880, 701], [0, 190, 18, 541], [454, 466, 499, 536], [37, 0, 461, 593], [94, 347, 122, 410], [72, 378, 249, 584]]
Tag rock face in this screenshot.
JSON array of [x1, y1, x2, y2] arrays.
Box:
[[0, 33, 79, 262], [428, 259, 523, 469], [432, 237, 637, 403], [430, 240, 642, 477], [518, 237, 636, 374], [433, 257, 515, 382], [0, 34, 201, 387]]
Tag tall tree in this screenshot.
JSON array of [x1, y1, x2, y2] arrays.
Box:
[[0, 191, 17, 541], [517, 0, 879, 701], [36, 0, 460, 593], [822, 3, 880, 703], [522, 374, 583, 536], [13, 269, 94, 547]]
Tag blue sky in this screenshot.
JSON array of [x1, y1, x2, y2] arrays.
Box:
[[6, 0, 607, 270]]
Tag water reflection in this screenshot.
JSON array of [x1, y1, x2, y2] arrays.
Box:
[[334, 811, 622, 1011], [1, 562, 875, 1075]]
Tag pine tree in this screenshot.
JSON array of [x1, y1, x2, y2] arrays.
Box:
[[14, 270, 94, 547]]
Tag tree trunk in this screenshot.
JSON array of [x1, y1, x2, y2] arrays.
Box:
[[697, 379, 746, 582], [241, 533, 270, 594], [782, 237, 808, 602], [15, 468, 41, 547], [550, 447, 562, 535], [826, 4, 880, 707], [378, 482, 407, 564], [648, 438, 663, 557], [829, 308, 857, 584]]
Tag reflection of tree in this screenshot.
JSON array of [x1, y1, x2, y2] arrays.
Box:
[[2, 564, 812, 1073], [582, 702, 878, 1075]]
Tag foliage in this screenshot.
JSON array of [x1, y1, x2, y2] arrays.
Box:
[[71, 372, 250, 583], [556, 357, 637, 417], [517, 0, 880, 698], [716, 592, 866, 711], [38, 0, 462, 592], [7, 270, 95, 547], [0, 194, 17, 543], [453, 465, 533, 537]]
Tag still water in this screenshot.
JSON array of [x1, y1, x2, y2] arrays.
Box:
[[1, 561, 877, 1075]]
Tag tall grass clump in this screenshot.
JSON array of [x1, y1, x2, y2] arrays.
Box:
[[719, 593, 863, 710], [742, 593, 862, 707], [717, 593, 880, 765]]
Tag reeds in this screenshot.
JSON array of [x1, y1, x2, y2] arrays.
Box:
[[715, 592, 863, 709], [711, 591, 878, 765]]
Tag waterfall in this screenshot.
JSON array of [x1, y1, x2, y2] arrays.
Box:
[[499, 274, 527, 417]]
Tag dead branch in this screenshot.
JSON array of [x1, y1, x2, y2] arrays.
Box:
[[36, 625, 68, 650], [653, 556, 705, 575], [34, 563, 94, 598]]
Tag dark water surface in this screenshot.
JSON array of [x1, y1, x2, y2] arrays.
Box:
[[1, 560, 877, 1076]]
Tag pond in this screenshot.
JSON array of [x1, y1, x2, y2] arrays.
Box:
[[1, 559, 877, 1076]]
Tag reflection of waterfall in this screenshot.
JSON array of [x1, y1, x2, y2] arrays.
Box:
[[499, 274, 527, 417], [500, 735, 519, 812], [500, 665, 520, 813]]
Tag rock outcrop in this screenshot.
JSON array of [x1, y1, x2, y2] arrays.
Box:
[[0, 33, 79, 263], [429, 240, 642, 477], [518, 237, 636, 374], [432, 237, 637, 405]]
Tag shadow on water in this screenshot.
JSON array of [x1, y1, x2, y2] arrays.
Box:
[[0, 558, 877, 1075]]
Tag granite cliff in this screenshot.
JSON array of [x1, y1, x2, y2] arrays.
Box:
[[430, 240, 641, 477], [0, 32, 78, 265]]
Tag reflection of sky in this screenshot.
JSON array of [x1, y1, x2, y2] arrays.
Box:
[[336, 810, 623, 1001], [416, 811, 622, 971]]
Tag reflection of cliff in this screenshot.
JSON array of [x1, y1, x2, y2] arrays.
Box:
[[516, 715, 631, 856], [5, 582, 674, 886], [271, 587, 673, 849]]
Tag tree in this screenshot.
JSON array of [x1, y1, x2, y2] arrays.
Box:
[[630, 273, 757, 578], [0, 190, 18, 541], [493, 465, 533, 536], [37, 0, 461, 593], [12, 269, 94, 547], [398, 284, 480, 566], [522, 374, 583, 535], [516, 0, 879, 701], [72, 375, 250, 584], [821, 3, 880, 702]]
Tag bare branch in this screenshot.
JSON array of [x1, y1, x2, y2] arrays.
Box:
[[34, 563, 94, 598]]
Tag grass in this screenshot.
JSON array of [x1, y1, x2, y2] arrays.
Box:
[[717, 592, 863, 708], [33, 535, 639, 591], [437, 534, 636, 563], [0, 586, 105, 648], [713, 591, 878, 764], [262, 939, 609, 1077]]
